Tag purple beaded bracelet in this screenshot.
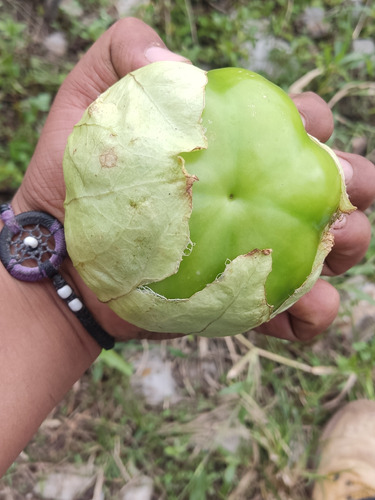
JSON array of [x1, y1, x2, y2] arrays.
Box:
[[0, 204, 115, 350]]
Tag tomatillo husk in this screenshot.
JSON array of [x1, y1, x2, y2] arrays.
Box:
[[63, 62, 354, 337]]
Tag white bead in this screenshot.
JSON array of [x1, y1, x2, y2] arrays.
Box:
[[24, 236, 38, 249], [68, 298, 83, 312], [57, 285, 73, 299]]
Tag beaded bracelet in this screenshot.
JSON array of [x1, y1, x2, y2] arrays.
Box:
[[0, 204, 115, 350]]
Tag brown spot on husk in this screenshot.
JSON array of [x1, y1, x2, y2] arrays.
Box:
[[247, 248, 272, 257], [99, 148, 118, 168]]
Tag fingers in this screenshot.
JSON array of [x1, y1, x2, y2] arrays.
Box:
[[290, 92, 334, 142], [288, 280, 341, 341], [324, 152, 375, 275], [257, 279, 340, 342], [291, 93, 375, 210], [325, 209, 372, 276], [61, 17, 189, 110], [336, 151, 375, 211], [291, 92, 375, 278], [259, 93, 374, 340]]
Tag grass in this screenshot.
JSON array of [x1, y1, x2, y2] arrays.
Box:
[[1, 0, 375, 498]]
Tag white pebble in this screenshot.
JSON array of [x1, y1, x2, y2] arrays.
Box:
[[43, 31, 68, 57]]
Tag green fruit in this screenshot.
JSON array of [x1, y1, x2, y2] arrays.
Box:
[[63, 62, 354, 337]]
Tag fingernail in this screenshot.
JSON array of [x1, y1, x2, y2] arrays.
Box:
[[299, 113, 306, 128], [145, 46, 190, 63], [338, 157, 353, 184]]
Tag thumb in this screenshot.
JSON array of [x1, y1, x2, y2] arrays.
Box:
[[59, 17, 190, 110], [14, 18, 189, 218]]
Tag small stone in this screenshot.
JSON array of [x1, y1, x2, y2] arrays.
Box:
[[244, 36, 291, 76], [119, 475, 154, 500], [352, 38, 375, 56], [59, 0, 84, 18], [299, 7, 330, 39], [43, 32, 68, 58], [34, 464, 96, 500], [131, 347, 181, 406], [240, 19, 292, 79], [24, 236, 38, 249]]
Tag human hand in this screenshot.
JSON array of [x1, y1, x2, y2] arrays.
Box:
[[12, 18, 375, 343], [257, 92, 375, 341], [12, 18, 191, 341]]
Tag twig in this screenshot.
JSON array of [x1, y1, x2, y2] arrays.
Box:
[[91, 467, 105, 500], [223, 336, 240, 365], [181, 360, 196, 397], [352, 0, 372, 40], [228, 469, 258, 500], [288, 68, 324, 94], [184, 0, 199, 46], [163, 0, 173, 46], [134, 339, 150, 377], [227, 334, 337, 379], [328, 81, 375, 109], [283, 0, 294, 31], [113, 436, 131, 482], [322, 372, 358, 410], [199, 336, 209, 358]]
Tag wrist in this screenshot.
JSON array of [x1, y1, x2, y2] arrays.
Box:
[[0, 200, 113, 351], [0, 255, 101, 359], [0, 207, 101, 360], [2, 196, 139, 344], [62, 257, 144, 341], [0, 243, 101, 475]]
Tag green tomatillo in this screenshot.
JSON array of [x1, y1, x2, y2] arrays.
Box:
[[63, 62, 354, 337]]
